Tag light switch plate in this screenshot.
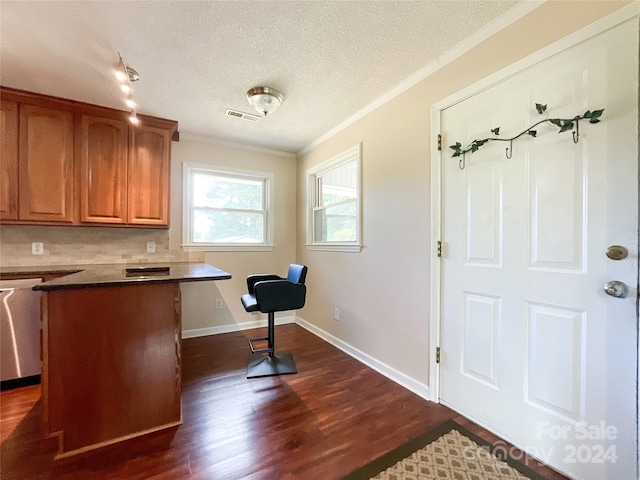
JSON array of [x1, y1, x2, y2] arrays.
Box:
[[146, 241, 156, 253]]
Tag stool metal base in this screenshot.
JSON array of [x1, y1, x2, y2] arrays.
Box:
[[247, 352, 297, 378]]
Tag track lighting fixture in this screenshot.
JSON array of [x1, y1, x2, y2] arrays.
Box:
[[116, 52, 141, 124]]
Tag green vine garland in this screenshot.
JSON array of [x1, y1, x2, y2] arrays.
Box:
[[449, 103, 604, 170]]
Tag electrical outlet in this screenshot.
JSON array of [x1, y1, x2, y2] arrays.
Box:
[[146, 241, 156, 253], [334, 307, 340, 321], [215, 299, 224, 310], [32, 242, 44, 255]]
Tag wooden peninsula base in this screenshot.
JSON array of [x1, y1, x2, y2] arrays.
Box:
[[42, 283, 182, 457], [34, 262, 232, 458]]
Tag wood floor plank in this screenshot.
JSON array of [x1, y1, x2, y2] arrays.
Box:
[[0, 323, 565, 479]]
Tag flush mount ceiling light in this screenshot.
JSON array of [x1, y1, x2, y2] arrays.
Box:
[[246, 87, 284, 117]]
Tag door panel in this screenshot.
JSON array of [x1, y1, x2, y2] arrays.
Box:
[[78, 115, 128, 224], [18, 105, 74, 222], [465, 163, 502, 266], [440, 20, 638, 480], [527, 138, 586, 272], [462, 292, 501, 389], [0, 100, 19, 220], [127, 125, 170, 226], [525, 302, 585, 421]]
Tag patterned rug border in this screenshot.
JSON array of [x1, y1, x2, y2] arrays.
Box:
[[341, 419, 549, 480]]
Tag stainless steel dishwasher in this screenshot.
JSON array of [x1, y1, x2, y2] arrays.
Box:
[[0, 278, 42, 388]]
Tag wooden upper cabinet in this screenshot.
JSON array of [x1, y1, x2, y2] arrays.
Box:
[[19, 105, 75, 223], [127, 125, 171, 226], [78, 115, 128, 224], [0, 87, 177, 228], [0, 100, 19, 220]]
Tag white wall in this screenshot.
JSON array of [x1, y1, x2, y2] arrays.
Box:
[[295, 0, 632, 394], [169, 136, 298, 333]]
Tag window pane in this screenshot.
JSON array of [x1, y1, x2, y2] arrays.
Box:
[[193, 173, 263, 210], [318, 162, 357, 207], [314, 200, 357, 242], [193, 209, 264, 243]]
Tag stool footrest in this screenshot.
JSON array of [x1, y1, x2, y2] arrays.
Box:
[[248, 336, 273, 354]]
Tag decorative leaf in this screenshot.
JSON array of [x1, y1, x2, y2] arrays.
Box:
[[491, 127, 500, 135], [588, 109, 604, 123], [559, 121, 574, 133], [528, 130, 537, 137], [548, 118, 562, 127], [449, 142, 462, 158], [471, 144, 479, 153], [535, 103, 547, 115]]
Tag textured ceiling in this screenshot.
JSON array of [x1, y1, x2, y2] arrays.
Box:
[[1, 1, 520, 154]]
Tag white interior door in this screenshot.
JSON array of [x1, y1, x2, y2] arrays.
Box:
[[439, 19, 638, 480]]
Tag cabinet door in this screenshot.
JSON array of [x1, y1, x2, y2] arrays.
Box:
[[19, 105, 75, 223], [78, 115, 128, 224], [0, 101, 19, 220], [127, 125, 171, 226]]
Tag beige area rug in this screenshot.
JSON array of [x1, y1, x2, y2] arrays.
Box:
[[342, 420, 547, 480]]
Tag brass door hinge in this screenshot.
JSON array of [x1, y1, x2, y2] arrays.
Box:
[[436, 347, 441, 364], [437, 240, 442, 258], [437, 134, 442, 151]]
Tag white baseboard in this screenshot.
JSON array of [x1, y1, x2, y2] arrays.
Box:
[[295, 315, 431, 401], [182, 315, 295, 339]]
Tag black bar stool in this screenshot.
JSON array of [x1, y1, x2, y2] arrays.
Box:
[[240, 264, 307, 378]]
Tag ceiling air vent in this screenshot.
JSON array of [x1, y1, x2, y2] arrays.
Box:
[[225, 109, 261, 122]]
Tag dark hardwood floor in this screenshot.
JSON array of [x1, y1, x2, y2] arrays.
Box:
[[1, 323, 566, 479]]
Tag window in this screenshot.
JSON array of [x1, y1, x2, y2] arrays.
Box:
[[183, 163, 274, 251], [307, 144, 361, 252]]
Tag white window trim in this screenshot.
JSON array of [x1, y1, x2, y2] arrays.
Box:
[[306, 143, 362, 252], [182, 162, 274, 252]]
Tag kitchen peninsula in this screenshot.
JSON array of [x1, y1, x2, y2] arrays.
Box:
[[27, 262, 231, 458]]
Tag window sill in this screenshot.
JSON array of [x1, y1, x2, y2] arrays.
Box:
[[306, 244, 361, 253], [182, 244, 274, 252]]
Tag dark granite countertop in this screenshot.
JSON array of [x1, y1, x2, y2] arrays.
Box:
[[0, 265, 84, 277], [1, 263, 231, 291]]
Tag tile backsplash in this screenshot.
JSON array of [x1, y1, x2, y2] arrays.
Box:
[[0, 225, 203, 267]]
